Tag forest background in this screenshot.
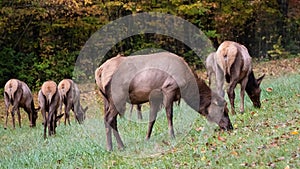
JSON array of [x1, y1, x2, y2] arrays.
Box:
[[0, 0, 299, 92]]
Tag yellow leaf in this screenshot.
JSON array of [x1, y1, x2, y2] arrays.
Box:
[[233, 124, 238, 129], [290, 131, 299, 135]]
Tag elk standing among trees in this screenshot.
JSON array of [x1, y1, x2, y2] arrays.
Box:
[[58, 79, 88, 125], [38, 80, 63, 139], [4, 79, 39, 129], [95, 52, 233, 151], [206, 41, 265, 114]]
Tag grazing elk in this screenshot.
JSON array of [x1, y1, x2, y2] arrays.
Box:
[[58, 79, 88, 125], [95, 52, 233, 151], [4, 79, 39, 129], [206, 41, 265, 114], [38, 80, 63, 139]]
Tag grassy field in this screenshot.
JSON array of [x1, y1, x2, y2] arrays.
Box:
[[0, 58, 299, 168]]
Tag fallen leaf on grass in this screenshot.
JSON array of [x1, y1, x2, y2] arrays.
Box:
[[266, 87, 273, 92], [276, 156, 285, 162], [233, 124, 238, 129], [217, 135, 226, 142], [231, 151, 239, 156], [195, 127, 203, 131], [290, 130, 299, 135]]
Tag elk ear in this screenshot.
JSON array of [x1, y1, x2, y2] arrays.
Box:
[[257, 74, 265, 86], [56, 113, 64, 122]]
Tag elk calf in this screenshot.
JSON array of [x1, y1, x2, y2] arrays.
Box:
[[58, 79, 88, 125], [4, 79, 39, 129], [38, 80, 63, 139]]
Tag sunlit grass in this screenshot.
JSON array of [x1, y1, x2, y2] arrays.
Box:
[[0, 74, 299, 168]]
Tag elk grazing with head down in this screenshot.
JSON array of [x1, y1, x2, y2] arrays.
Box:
[[38, 80, 64, 139], [95, 52, 233, 151], [206, 41, 265, 114], [58, 79, 88, 125], [4, 79, 39, 129]]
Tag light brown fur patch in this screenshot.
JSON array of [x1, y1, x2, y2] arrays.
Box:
[[41, 81, 57, 103], [58, 79, 71, 98], [95, 55, 126, 93], [4, 79, 19, 100], [216, 41, 238, 76]]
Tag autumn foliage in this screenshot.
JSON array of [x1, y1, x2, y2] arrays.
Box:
[[0, 0, 299, 92]]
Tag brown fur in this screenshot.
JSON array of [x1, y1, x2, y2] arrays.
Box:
[[41, 80, 57, 105], [95, 52, 233, 151], [211, 41, 264, 114], [4, 79, 18, 101], [58, 79, 71, 98], [95, 54, 126, 94]]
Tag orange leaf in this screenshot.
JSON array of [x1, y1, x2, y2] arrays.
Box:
[[218, 135, 226, 142], [231, 151, 239, 156], [290, 131, 299, 135], [266, 87, 273, 92]]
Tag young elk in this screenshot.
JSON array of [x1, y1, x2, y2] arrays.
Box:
[[38, 80, 63, 139], [206, 41, 265, 114], [4, 79, 39, 129], [58, 79, 88, 125]]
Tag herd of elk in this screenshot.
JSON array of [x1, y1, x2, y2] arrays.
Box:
[[3, 40, 265, 151], [3, 79, 87, 139]]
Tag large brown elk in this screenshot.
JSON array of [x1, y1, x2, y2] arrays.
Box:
[[95, 52, 233, 151], [206, 41, 265, 114], [4, 79, 39, 129], [38, 80, 63, 139], [58, 79, 88, 125]]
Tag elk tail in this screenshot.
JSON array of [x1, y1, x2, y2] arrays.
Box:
[[5, 79, 18, 101], [225, 44, 238, 76]]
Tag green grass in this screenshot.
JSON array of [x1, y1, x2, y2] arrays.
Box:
[[0, 74, 299, 168]]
